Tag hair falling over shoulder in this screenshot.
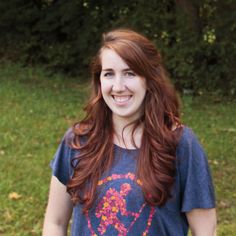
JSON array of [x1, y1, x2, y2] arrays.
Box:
[[67, 28, 183, 212]]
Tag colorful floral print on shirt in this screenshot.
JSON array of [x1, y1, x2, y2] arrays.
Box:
[[86, 173, 155, 236]]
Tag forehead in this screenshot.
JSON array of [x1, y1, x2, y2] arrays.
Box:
[[100, 49, 129, 70]]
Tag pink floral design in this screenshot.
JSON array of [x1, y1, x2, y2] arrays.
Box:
[[95, 183, 135, 235], [86, 173, 156, 235]]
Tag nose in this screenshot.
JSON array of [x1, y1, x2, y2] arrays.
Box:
[[112, 76, 126, 92]]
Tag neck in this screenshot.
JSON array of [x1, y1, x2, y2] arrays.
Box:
[[112, 115, 143, 149]]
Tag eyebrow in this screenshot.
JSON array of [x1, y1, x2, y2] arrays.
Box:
[[102, 68, 132, 72]]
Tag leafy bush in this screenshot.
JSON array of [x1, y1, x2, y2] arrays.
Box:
[[0, 0, 235, 95]]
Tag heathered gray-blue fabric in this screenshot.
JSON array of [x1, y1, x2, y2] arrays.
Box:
[[50, 127, 215, 236]]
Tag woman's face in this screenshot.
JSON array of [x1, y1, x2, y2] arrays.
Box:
[[100, 49, 146, 123]]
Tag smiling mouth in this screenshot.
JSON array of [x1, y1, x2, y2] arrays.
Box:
[[112, 95, 132, 103]]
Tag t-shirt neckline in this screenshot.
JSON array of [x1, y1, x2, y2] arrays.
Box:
[[113, 143, 139, 152]]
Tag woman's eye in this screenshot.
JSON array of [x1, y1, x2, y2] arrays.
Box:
[[124, 71, 135, 77], [104, 72, 113, 77]]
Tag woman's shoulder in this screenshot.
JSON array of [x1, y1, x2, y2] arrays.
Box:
[[177, 126, 199, 150], [176, 125, 207, 165], [176, 126, 206, 159], [63, 124, 88, 149], [63, 127, 74, 145]]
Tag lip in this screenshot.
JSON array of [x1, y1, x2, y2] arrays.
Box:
[[112, 95, 132, 105]]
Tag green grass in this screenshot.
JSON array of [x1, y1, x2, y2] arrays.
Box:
[[0, 63, 88, 235], [182, 95, 236, 234], [0, 62, 236, 235]]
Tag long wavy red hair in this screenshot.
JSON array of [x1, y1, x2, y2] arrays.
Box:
[[67, 28, 182, 212]]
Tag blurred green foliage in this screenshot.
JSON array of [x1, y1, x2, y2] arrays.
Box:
[[0, 0, 235, 95]]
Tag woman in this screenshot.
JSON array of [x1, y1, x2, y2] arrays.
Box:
[[43, 29, 216, 236]]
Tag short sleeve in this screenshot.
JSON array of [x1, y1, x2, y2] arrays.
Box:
[[176, 127, 216, 212], [50, 129, 75, 185]]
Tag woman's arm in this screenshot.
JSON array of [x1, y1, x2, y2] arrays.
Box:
[[43, 176, 73, 236], [186, 208, 217, 236]]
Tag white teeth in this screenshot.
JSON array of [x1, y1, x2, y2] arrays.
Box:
[[113, 96, 131, 102]]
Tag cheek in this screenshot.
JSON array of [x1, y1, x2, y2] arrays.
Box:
[[140, 80, 147, 95], [129, 80, 146, 94], [100, 80, 112, 95]]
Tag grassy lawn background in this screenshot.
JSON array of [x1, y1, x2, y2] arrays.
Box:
[[0, 63, 235, 235]]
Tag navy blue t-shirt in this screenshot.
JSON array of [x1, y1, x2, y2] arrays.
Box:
[[50, 127, 215, 236]]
